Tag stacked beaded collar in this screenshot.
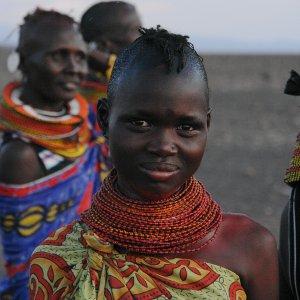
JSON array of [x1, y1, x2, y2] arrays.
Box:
[[81, 170, 222, 255], [0, 82, 90, 159]]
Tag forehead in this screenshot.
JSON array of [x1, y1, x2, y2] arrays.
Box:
[[117, 10, 141, 26], [112, 67, 207, 117], [34, 27, 87, 53], [107, 10, 141, 37]]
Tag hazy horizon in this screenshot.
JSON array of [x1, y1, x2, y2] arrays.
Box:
[[0, 0, 299, 54]]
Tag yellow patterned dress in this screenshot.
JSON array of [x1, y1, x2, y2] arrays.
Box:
[[29, 222, 246, 300]]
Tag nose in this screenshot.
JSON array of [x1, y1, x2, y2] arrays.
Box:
[[65, 54, 87, 76], [147, 129, 178, 157]]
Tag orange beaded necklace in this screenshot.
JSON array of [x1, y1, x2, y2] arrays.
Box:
[[81, 170, 222, 254]]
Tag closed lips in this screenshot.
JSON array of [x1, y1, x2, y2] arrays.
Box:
[[60, 81, 79, 90], [140, 162, 179, 172]]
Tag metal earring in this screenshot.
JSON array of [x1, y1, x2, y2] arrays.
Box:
[[7, 50, 20, 74]]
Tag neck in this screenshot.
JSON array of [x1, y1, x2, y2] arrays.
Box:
[[81, 173, 222, 254], [20, 83, 66, 112], [115, 177, 180, 202]]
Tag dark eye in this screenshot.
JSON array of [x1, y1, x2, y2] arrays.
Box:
[[177, 124, 194, 131], [126, 119, 152, 132], [131, 120, 150, 128], [177, 123, 201, 137], [50, 49, 67, 62], [74, 52, 86, 63]]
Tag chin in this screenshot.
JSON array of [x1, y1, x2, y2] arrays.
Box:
[[136, 181, 182, 201], [136, 190, 172, 202], [56, 91, 76, 103], [43, 89, 75, 105]]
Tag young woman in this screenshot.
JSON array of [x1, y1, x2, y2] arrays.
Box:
[[30, 27, 279, 299], [0, 9, 101, 299]]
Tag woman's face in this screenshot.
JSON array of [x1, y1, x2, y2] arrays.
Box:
[[109, 11, 142, 54], [22, 27, 88, 104], [97, 10, 141, 55], [106, 66, 210, 201]]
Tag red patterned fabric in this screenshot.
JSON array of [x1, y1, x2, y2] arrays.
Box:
[[30, 222, 246, 299]]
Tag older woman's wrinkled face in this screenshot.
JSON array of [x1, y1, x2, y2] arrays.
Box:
[[104, 65, 210, 201], [22, 27, 88, 104]]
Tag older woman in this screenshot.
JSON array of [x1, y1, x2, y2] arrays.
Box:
[[30, 27, 278, 299], [0, 9, 100, 299]]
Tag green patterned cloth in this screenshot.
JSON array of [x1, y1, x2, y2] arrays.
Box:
[[29, 222, 246, 299]]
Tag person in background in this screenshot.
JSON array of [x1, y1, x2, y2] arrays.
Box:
[[279, 70, 300, 299], [0, 9, 101, 299], [79, 1, 142, 181], [30, 27, 278, 299], [80, 1, 142, 102]]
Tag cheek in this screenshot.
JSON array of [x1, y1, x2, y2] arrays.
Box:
[[109, 129, 143, 167], [128, 32, 140, 44], [30, 63, 59, 84], [43, 63, 62, 78], [81, 63, 88, 76], [181, 136, 207, 170]]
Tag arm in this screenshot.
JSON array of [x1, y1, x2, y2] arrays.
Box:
[[0, 140, 44, 184], [0, 141, 45, 298], [240, 219, 279, 299]]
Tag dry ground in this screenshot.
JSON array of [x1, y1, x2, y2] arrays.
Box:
[[198, 55, 300, 238], [198, 88, 298, 238]]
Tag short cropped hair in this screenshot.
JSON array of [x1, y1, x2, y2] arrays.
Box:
[[80, 1, 137, 43], [108, 26, 209, 106]]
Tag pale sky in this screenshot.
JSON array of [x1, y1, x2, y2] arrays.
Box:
[[1, 0, 300, 53]]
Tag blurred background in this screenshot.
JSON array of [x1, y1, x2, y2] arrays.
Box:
[[0, 0, 300, 240]]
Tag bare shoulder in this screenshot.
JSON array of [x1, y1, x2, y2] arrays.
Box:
[[221, 213, 277, 250], [221, 213, 279, 298], [0, 139, 44, 184]]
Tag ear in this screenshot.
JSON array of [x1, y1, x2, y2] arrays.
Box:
[[97, 98, 111, 137], [206, 108, 211, 131]]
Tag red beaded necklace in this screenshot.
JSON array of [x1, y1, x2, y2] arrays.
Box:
[[81, 170, 222, 254]]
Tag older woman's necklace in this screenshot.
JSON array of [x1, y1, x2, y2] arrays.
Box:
[[81, 170, 222, 255]]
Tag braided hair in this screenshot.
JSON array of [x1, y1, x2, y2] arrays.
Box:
[[108, 26, 209, 105]]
